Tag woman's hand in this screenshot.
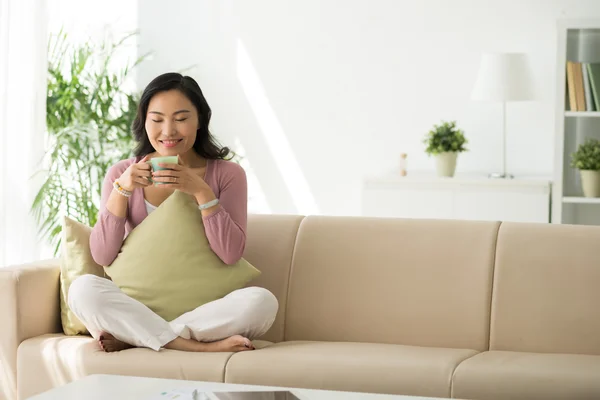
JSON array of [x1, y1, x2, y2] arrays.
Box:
[[151, 156, 215, 203], [117, 155, 152, 191]]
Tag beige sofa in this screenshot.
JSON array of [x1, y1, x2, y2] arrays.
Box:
[[2, 215, 600, 400]]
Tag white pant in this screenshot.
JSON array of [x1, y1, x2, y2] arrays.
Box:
[[68, 274, 279, 351]]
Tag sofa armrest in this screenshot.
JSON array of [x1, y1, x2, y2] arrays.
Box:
[[0, 259, 61, 400]]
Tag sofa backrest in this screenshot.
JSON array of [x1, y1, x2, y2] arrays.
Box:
[[490, 222, 600, 355], [246, 214, 600, 354], [244, 214, 305, 343], [283, 216, 500, 351]]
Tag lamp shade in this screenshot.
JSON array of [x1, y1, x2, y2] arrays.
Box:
[[471, 52, 536, 101]]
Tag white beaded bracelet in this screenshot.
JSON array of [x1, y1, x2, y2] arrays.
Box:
[[113, 180, 132, 198]]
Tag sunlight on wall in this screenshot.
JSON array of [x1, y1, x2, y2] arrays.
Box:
[[232, 137, 271, 214], [236, 39, 319, 215]]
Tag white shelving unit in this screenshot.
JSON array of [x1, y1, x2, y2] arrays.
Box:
[[562, 196, 600, 204], [564, 111, 600, 117], [553, 19, 600, 226]]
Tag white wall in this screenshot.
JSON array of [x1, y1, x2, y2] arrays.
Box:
[[136, 0, 600, 216], [48, 0, 137, 42], [47, 0, 139, 88]]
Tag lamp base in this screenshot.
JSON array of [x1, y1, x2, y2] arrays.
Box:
[[488, 172, 514, 179]]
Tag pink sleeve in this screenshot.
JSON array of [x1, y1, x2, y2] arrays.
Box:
[[203, 163, 248, 265], [89, 164, 128, 266]]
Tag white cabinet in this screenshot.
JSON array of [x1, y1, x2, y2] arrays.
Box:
[[362, 173, 552, 223]]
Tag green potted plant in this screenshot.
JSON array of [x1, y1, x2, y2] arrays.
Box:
[[570, 138, 600, 198], [423, 120, 468, 177], [31, 30, 147, 254]]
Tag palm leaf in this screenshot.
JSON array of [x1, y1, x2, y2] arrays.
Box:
[[31, 28, 147, 255]]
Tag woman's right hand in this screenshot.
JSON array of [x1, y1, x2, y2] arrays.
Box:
[[117, 155, 152, 191]]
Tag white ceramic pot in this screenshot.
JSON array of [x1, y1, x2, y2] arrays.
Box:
[[435, 152, 458, 177], [580, 170, 600, 197]]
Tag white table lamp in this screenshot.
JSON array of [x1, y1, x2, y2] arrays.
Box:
[[471, 52, 536, 178]]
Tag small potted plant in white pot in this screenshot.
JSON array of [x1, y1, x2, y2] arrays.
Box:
[[571, 138, 600, 198], [423, 120, 468, 177]]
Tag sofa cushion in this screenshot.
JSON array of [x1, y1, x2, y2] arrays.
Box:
[[491, 223, 600, 355], [104, 190, 261, 322], [452, 351, 600, 400], [224, 340, 478, 397], [286, 216, 499, 351], [17, 334, 272, 399], [60, 217, 105, 335]]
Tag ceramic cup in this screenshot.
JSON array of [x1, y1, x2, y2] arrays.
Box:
[[149, 156, 178, 184]]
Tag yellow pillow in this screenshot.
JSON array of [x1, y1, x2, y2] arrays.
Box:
[[103, 190, 261, 322], [60, 216, 105, 335]]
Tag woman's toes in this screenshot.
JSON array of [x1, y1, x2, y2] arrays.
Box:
[[220, 335, 254, 352], [234, 335, 253, 348]]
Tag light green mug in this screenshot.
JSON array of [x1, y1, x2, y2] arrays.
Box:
[[149, 156, 178, 185]]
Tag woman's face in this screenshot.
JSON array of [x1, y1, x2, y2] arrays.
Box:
[[145, 89, 199, 156]]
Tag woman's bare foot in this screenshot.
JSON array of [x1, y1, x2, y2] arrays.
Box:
[[98, 332, 133, 353], [164, 335, 255, 352], [205, 335, 255, 352]]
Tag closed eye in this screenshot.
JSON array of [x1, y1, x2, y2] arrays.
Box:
[[176, 118, 188, 122], [152, 119, 163, 123]]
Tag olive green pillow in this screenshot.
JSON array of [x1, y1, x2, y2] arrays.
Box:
[[60, 216, 105, 335], [103, 190, 261, 322]]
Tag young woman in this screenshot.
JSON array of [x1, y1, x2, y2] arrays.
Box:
[[68, 72, 278, 353]]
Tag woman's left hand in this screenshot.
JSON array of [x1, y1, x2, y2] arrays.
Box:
[[151, 156, 215, 203]]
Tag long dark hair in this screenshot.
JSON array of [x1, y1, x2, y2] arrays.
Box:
[[131, 72, 231, 159]]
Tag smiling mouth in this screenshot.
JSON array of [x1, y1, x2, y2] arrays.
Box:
[[159, 139, 182, 148]]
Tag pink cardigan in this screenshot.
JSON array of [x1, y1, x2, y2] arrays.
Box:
[[89, 156, 248, 266]]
